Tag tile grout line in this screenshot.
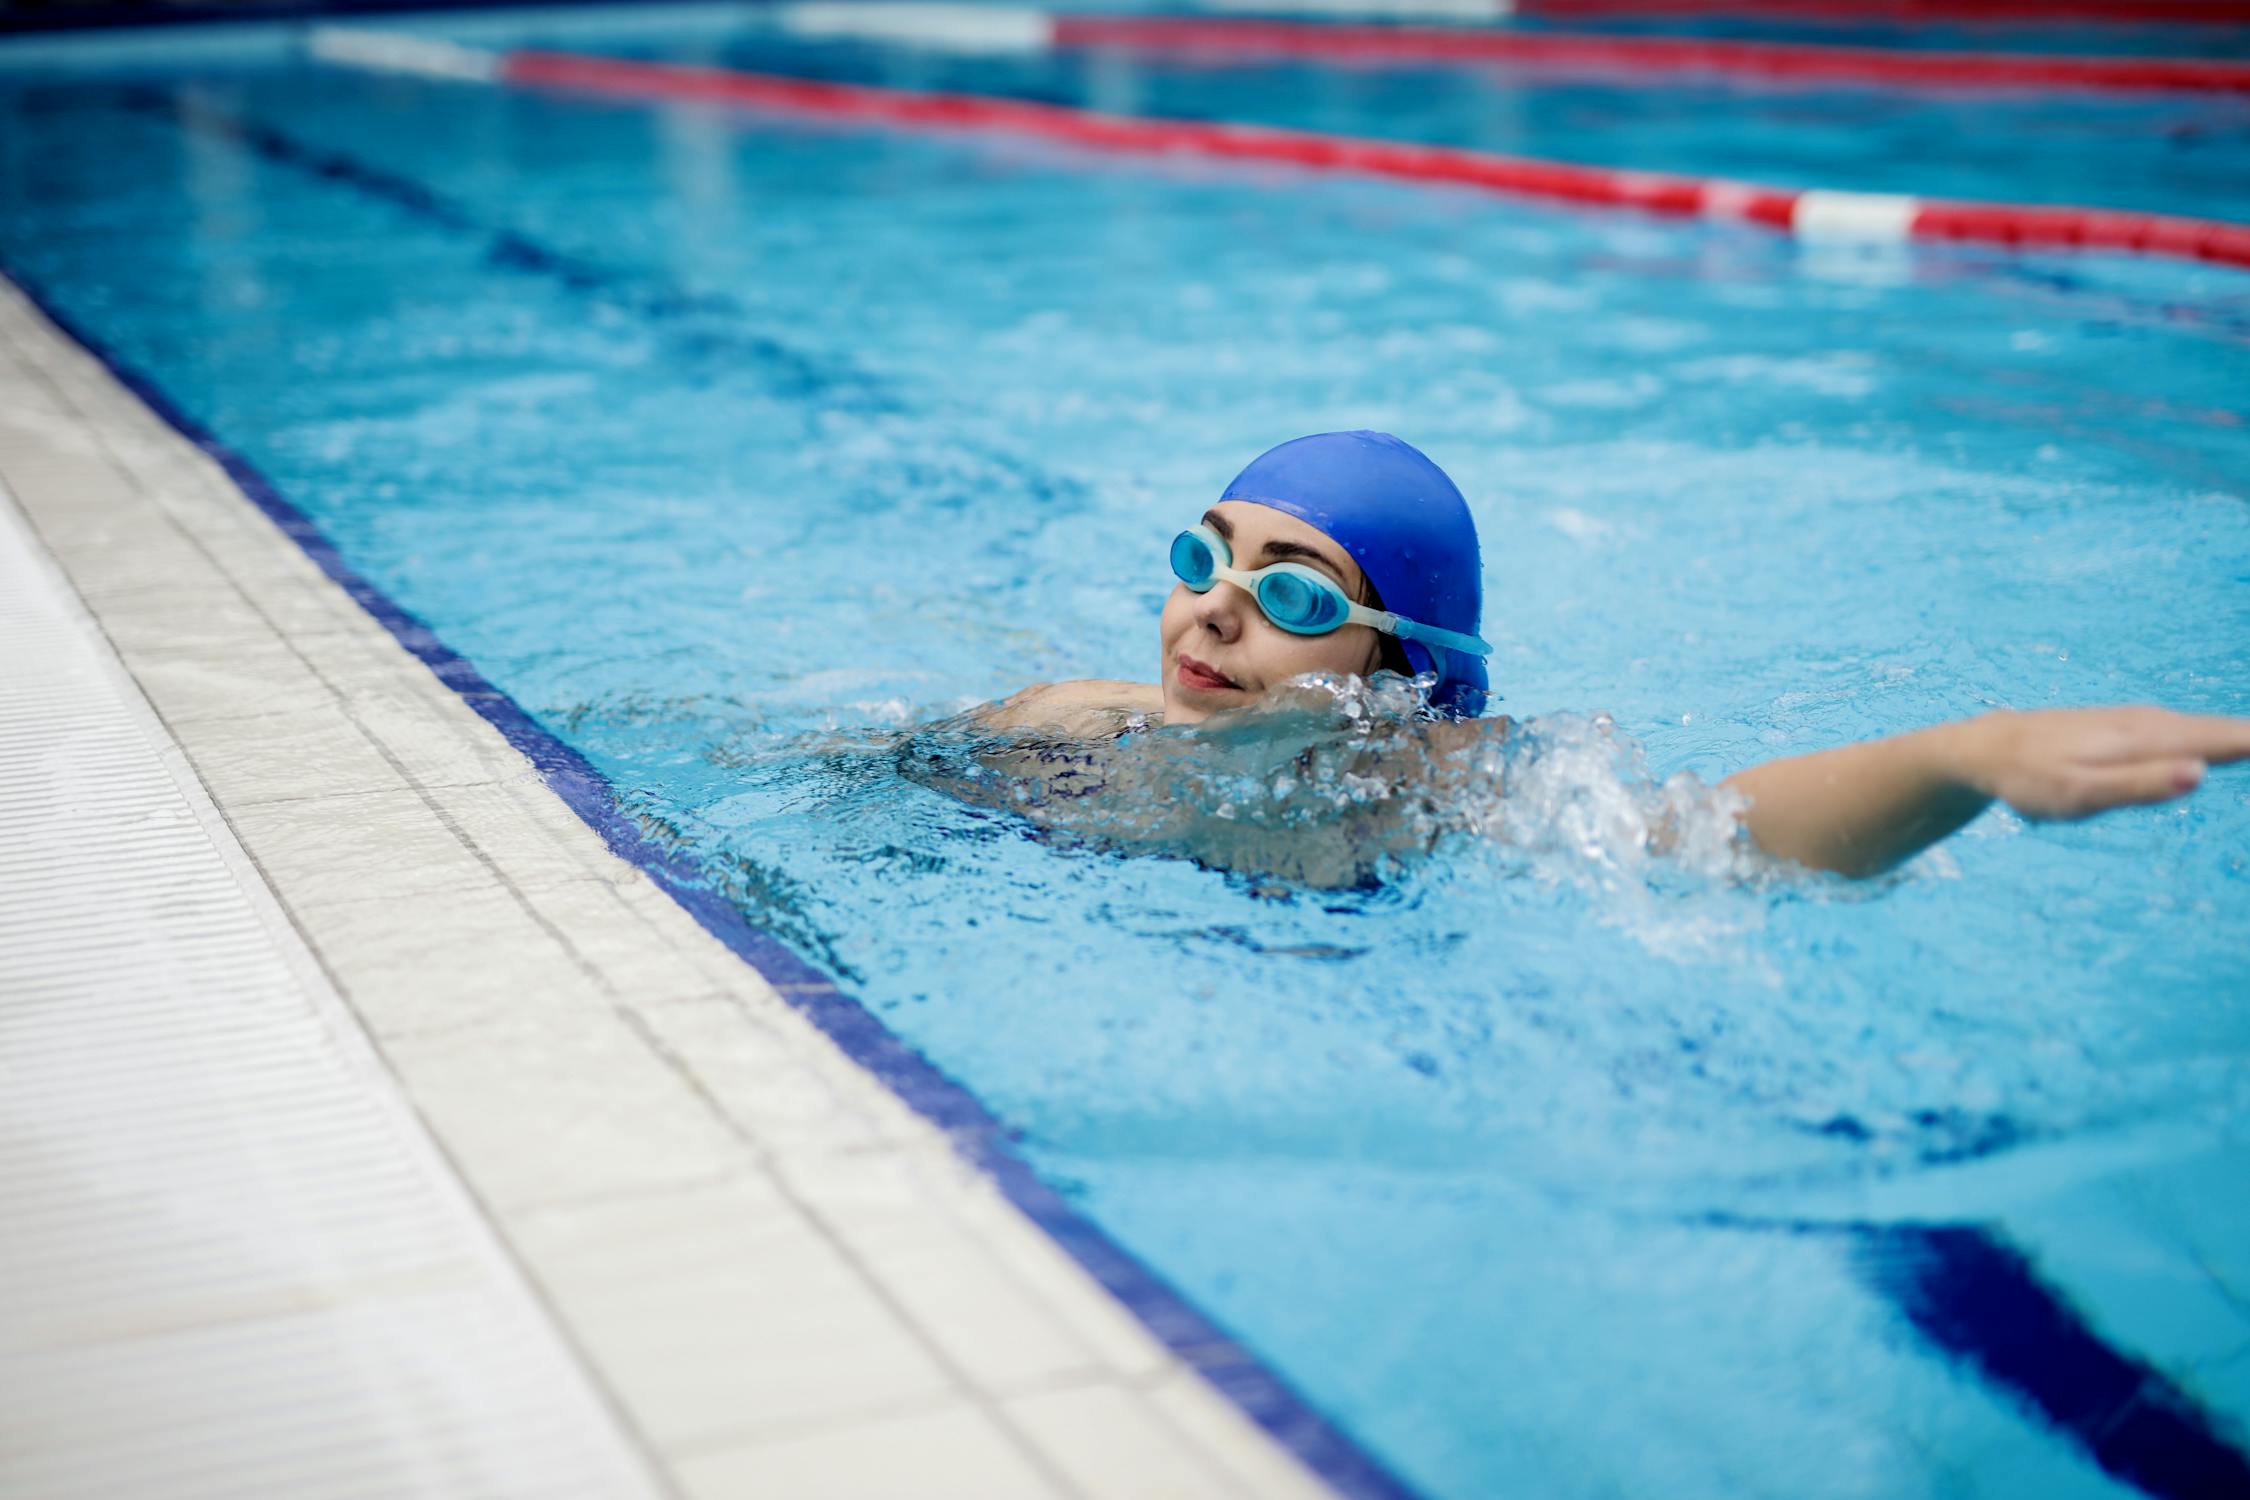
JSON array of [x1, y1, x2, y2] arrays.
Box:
[[0, 316, 700, 1500], [658, 1390, 970, 1461], [672, 980, 1264, 1493], [0, 469, 666, 1500], [615, 1002, 1096, 1500]]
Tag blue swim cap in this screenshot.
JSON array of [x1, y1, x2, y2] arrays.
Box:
[[1222, 431, 1488, 718]]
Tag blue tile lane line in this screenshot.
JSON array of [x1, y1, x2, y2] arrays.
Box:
[[1852, 1224, 2250, 1500], [0, 270, 1425, 1500], [1690, 1212, 2250, 1500], [110, 84, 900, 413]]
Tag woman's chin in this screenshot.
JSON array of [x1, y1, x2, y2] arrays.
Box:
[[1161, 679, 1233, 725]]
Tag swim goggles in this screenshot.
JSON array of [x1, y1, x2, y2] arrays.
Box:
[[1169, 523, 1491, 658]]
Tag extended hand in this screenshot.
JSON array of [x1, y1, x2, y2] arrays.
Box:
[[1961, 707, 2250, 822]]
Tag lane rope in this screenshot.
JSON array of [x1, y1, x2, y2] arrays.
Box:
[[1511, 0, 2250, 24], [310, 29, 2250, 270], [758, 4, 2250, 95], [307, 26, 499, 81], [1041, 13, 2250, 95]]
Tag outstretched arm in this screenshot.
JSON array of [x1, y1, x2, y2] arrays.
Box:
[[1724, 707, 2250, 878]]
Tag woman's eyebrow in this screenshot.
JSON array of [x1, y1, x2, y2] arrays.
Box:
[[1258, 537, 1349, 578], [1201, 510, 1350, 580]]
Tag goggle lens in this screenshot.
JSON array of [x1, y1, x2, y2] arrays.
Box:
[[1256, 570, 1344, 635], [1170, 529, 1219, 591]]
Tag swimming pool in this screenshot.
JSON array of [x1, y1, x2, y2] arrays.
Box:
[[4, 9, 2248, 1497]]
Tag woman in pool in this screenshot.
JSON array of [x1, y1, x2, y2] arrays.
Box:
[[982, 430, 2250, 878]]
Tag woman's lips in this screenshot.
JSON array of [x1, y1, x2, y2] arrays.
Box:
[[1176, 655, 1240, 694]]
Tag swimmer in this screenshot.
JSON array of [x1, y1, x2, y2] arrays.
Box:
[[979, 430, 2250, 879]]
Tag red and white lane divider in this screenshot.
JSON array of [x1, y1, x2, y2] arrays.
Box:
[[765, 0, 2250, 28], [306, 28, 2250, 271], [738, 2, 2250, 93], [1046, 13, 2250, 94], [772, 3, 1055, 55], [775, 0, 1519, 47], [308, 28, 500, 80], [1518, 0, 2250, 24], [1198, 0, 1514, 17]]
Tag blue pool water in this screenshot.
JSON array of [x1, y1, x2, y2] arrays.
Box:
[[4, 19, 2249, 1499]]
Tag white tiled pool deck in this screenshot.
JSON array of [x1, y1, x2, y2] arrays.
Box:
[[0, 276, 1338, 1500]]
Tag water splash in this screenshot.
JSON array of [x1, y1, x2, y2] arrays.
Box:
[[896, 672, 1769, 900]]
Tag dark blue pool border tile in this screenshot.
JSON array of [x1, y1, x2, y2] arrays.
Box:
[[0, 261, 1426, 1500]]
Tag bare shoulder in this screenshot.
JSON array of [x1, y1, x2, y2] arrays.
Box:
[[1419, 713, 1512, 756], [977, 679, 1163, 735]]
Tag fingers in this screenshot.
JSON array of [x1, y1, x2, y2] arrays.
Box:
[[2075, 709, 2250, 767], [2045, 758, 2207, 819], [2181, 715, 2250, 767]]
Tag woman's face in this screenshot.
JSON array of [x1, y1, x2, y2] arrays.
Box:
[[1159, 500, 1384, 725]]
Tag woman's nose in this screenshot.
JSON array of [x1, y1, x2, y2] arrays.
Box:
[[1194, 583, 1251, 641]]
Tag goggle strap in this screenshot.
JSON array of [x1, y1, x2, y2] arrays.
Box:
[[1389, 616, 1493, 659]]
